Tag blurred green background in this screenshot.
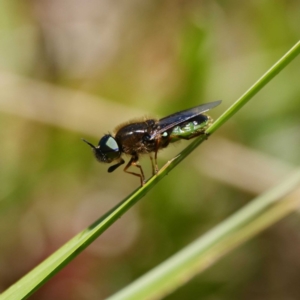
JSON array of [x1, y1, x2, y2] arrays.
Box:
[[0, 1, 300, 299]]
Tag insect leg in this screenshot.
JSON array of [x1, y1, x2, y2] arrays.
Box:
[[154, 150, 159, 174], [153, 138, 161, 174], [149, 154, 156, 176], [124, 154, 145, 186], [108, 158, 125, 173]]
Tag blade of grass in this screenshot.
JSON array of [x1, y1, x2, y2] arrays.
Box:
[[208, 40, 300, 135], [106, 170, 300, 300], [1, 41, 299, 300]]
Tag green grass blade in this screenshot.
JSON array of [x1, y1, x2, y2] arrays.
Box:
[[106, 170, 300, 300], [164, 41, 300, 170], [208, 40, 300, 135], [1, 41, 299, 300]]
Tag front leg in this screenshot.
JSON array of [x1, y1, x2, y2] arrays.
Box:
[[124, 154, 145, 186]]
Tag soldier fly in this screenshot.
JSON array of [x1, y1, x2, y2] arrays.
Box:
[[82, 100, 221, 186]]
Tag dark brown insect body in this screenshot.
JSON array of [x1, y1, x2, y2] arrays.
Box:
[[82, 100, 221, 186], [115, 119, 158, 155]]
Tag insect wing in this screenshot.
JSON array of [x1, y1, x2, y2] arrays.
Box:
[[150, 100, 221, 140]]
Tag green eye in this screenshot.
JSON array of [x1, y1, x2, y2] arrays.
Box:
[[103, 136, 119, 151], [98, 135, 120, 162]]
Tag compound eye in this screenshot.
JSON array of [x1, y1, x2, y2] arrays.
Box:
[[98, 135, 120, 162]]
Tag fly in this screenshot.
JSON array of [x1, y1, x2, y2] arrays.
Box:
[[82, 100, 221, 186]]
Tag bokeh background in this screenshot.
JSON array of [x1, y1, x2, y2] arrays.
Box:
[[0, 1, 300, 299]]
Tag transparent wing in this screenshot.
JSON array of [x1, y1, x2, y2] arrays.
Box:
[[150, 100, 221, 140]]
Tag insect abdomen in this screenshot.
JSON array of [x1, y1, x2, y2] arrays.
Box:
[[168, 114, 211, 142]]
